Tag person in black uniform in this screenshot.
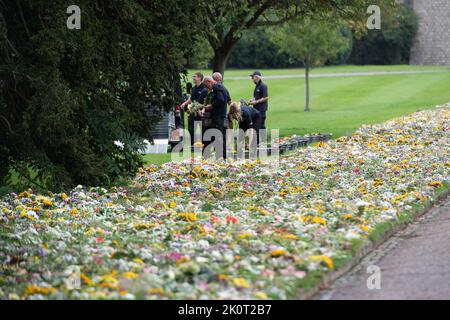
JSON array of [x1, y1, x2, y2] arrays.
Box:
[[180, 72, 208, 145], [212, 72, 231, 105], [228, 101, 261, 154], [203, 76, 228, 159], [248, 71, 269, 130], [227, 101, 261, 132]]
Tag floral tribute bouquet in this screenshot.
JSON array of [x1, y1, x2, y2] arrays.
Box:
[[187, 101, 205, 116]]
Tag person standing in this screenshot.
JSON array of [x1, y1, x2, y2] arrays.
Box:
[[180, 72, 208, 145], [203, 76, 228, 159], [212, 72, 232, 105], [248, 71, 269, 131]]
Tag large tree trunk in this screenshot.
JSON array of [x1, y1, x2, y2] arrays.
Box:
[[211, 46, 233, 76], [305, 66, 310, 112]]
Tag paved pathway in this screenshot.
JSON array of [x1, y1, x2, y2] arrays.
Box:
[[227, 69, 450, 81], [318, 198, 450, 300]]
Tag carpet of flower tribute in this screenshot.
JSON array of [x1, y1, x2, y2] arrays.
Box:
[[1, 105, 449, 300]]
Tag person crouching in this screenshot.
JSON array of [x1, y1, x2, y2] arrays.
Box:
[[228, 101, 261, 157]]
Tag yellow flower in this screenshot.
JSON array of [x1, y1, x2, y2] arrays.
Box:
[[282, 234, 299, 240], [270, 249, 287, 257], [176, 256, 190, 266], [238, 232, 253, 239], [218, 274, 229, 281], [80, 273, 94, 286], [70, 208, 78, 216], [233, 278, 251, 289], [343, 214, 353, 219], [309, 255, 333, 269], [361, 225, 370, 233], [98, 270, 118, 289], [147, 288, 165, 295], [25, 285, 57, 296], [312, 216, 326, 225], [61, 193, 68, 201], [122, 272, 138, 279], [133, 222, 152, 230], [133, 258, 145, 265], [42, 198, 53, 207], [258, 208, 270, 216], [254, 291, 268, 300], [428, 181, 443, 188], [178, 212, 197, 222], [169, 201, 177, 209]]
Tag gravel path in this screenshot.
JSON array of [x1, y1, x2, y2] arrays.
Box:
[[227, 69, 450, 81], [317, 197, 450, 300]]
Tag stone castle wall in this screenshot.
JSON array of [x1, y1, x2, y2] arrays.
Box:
[[409, 0, 450, 66]]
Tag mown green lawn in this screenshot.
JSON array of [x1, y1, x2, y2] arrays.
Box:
[[189, 64, 449, 77], [222, 65, 450, 137]]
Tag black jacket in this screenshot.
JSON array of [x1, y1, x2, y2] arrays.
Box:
[[253, 80, 268, 114], [210, 83, 228, 127]]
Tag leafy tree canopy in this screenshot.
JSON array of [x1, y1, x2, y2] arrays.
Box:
[[196, 0, 396, 74], [0, 0, 200, 189]]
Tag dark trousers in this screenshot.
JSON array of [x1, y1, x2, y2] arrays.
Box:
[[257, 114, 266, 145], [188, 116, 202, 145], [203, 120, 227, 159]]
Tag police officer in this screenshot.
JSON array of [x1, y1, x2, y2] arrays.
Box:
[[180, 72, 208, 145], [203, 76, 228, 159], [248, 71, 269, 130]]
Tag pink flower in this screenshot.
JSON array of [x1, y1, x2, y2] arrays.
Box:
[[198, 281, 209, 291], [168, 252, 183, 261]]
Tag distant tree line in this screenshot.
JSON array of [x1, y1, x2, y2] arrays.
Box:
[[189, 3, 418, 69]]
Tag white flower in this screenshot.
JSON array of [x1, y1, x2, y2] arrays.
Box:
[[26, 210, 39, 220], [114, 140, 125, 150]]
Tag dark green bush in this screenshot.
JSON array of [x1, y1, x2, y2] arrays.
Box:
[[348, 4, 419, 65], [0, 0, 199, 190]]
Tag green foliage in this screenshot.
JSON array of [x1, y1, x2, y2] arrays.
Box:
[[269, 17, 353, 70], [228, 29, 295, 69], [196, 0, 384, 74], [0, 1, 200, 190], [269, 16, 352, 111], [186, 36, 213, 69], [348, 4, 419, 65]]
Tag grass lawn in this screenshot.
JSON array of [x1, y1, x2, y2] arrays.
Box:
[[143, 65, 450, 165], [142, 154, 174, 166], [188, 64, 450, 78]]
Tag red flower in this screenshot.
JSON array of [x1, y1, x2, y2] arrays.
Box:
[[96, 237, 105, 243], [226, 215, 238, 224], [210, 216, 219, 223]]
